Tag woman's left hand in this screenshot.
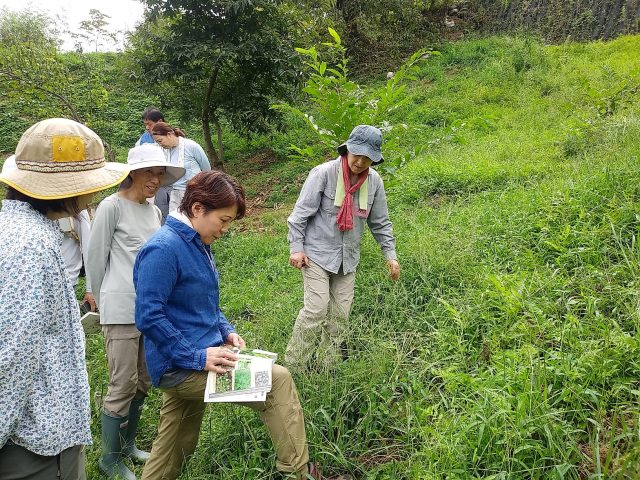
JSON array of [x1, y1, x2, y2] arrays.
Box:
[[82, 292, 97, 312], [386, 259, 400, 281], [225, 332, 246, 348]]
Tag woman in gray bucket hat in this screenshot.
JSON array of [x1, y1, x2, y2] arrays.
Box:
[[286, 125, 400, 370], [0, 118, 129, 480]]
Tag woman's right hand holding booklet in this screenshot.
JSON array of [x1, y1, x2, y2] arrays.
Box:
[[204, 346, 239, 373]]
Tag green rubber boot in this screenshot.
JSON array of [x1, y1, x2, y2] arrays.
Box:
[[122, 399, 150, 463], [99, 412, 136, 480]]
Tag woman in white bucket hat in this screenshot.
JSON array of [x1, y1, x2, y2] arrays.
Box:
[[0, 118, 129, 480], [86, 143, 184, 480], [87, 144, 184, 480]]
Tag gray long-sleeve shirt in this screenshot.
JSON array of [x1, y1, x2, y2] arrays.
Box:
[[287, 157, 397, 274], [87, 193, 162, 324]]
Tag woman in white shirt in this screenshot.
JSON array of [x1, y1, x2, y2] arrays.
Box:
[[87, 144, 184, 480], [150, 122, 211, 213]]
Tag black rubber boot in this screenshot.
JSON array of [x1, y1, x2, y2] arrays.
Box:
[[99, 412, 136, 480], [122, 398, 150, 463]]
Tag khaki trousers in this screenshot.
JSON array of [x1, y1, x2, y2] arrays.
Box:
[[285, 260, 356, 368], [141, 364, 309, 480], [0, 442, 85, 480], [102, 324, 152, 416]]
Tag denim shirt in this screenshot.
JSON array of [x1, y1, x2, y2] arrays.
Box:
[[133, 215, 235, 386], [287, 157, 397, 274]]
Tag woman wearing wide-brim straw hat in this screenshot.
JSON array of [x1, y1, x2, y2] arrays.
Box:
[[0, 118, 129, 480], [86, 143, 184, 480]]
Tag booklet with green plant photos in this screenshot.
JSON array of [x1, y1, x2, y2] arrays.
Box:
[[204, 348, 277, 403]]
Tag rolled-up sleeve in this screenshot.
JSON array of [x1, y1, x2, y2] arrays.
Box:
[[287, 166, 325, 253], [367, 178, 397, 261], [134, 243, 206, 371]]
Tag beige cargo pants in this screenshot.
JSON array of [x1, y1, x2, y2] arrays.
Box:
[[102, 324, 151, 416], [285, 260, 356, 369], [141, 364, 309, 480]]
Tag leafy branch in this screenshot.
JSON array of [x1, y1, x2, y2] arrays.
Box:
[[273, 27, 439, 171], [0, 70, 81, 122]]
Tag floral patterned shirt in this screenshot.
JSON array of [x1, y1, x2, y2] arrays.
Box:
[[0, 200, 92, 456]]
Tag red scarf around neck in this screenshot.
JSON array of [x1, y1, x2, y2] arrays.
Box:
[[336, 154, 369, 231]]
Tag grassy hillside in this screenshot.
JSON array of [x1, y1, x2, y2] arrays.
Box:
[[80, 35, 640, 478]]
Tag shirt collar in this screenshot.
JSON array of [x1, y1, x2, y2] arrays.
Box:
[[2, 199, 61, 228], [166, 211, 199, 242]]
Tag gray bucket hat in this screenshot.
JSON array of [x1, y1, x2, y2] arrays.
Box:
[[336, 125, 384, 164]]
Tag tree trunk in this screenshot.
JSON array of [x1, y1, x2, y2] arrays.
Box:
[[201, 65, 223, 169], [201, 110, 220, 168], [211, 112, 224, 169]]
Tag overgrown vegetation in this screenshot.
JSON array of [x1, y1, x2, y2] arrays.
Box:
[[3, 2, 640, 478], [83, 34, 640, 478]]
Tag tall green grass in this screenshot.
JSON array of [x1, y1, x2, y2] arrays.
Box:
[[84, 34, 640, 478]]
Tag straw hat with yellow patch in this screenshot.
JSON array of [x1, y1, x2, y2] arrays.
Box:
[[0, 118, 129, 200]]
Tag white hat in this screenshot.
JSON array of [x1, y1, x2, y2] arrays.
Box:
[[126, 144, 185, 186], [0, 118, 129, 200]]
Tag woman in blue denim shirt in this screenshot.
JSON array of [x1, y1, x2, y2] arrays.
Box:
[[134, 171, 349, 480]]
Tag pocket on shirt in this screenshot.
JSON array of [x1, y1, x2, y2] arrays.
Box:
[[320, 188, 338, 213], [367, 188, 376, 210]]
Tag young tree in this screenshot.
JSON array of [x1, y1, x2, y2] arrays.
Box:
[[0, 8, 82, 121], [129, 0, 304, 168], [304, 0, 453, 73], [78, 9, 118, 53], [274, 28, 437, 172]]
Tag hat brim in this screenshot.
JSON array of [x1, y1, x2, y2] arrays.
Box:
[[0, 162, 129, 200], [337, 142, 384, 164], [128, 161, 186, 187]]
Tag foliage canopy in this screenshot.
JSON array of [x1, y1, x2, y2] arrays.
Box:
[[129, 0, 306, 167]]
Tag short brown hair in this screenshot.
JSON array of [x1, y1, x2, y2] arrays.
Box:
[[180, 171, 246, 219]]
